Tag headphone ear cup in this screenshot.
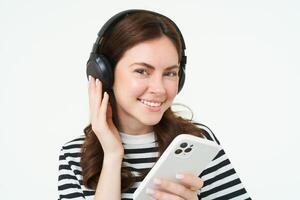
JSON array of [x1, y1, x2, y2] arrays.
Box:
[[178, 66, 185, 93], [86, 54, 114, 90]]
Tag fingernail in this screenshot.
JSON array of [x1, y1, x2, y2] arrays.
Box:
[[146, 188, 155, 194], [96, 79, 99, 85], [88, 75, 91, 82], [176, 173, 184, 179], [153, 178, 161, 185]]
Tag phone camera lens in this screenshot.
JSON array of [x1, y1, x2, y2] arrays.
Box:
[[180, 142, 188, 148], [184, 147, 192, 153], [175, 149, 183, 154]]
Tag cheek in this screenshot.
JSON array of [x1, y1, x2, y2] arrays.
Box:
[[131, 80, 148, 97], [113, 71, 146, 97], [165, 81, 178, 100]]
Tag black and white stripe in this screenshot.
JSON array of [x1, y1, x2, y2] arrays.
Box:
[[198, 124, 251, 200], [58, 136, 95, 200], [58, 125, 251, 200]]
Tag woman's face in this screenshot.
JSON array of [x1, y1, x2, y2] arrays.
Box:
[[112, 36, 180, 134]]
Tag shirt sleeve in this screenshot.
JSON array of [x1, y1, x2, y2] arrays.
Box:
[[195, 124, 251, 200], [58, 146, 85, 200]]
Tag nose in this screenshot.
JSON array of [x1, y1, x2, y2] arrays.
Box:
[[148, 75, 166, 95]]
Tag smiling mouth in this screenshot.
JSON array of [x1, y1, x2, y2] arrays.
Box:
[[138, 99, 163, 107]]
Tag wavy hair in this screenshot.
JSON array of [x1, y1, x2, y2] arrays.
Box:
[[80, 11, 206, 192]]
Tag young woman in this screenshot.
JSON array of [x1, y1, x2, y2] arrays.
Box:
[[58, 10, 251, 200]]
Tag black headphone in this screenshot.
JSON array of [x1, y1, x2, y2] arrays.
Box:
[[86, 9, 187, 93]]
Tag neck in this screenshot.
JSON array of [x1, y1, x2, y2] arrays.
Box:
[[119, 123, 153, 135]]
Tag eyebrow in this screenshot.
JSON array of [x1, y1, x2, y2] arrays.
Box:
[[130, 62, 179, 70]]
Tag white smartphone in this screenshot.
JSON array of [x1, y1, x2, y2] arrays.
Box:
[[133, 134, 221, 200]]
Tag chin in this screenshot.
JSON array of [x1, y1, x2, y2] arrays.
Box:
[[139, 116, 163, 126]]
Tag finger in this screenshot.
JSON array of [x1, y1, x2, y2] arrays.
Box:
[[151, 178, 195, 199], [146, 188, 184, 200], [95, 78, 103, 113], [175, 172, 204, 191], [88, 76, 96, 121], [99, 91, 109, 120], [88, 75, 95, 104]]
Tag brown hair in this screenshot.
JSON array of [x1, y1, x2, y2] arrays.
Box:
[[80, 11, 206, 192]]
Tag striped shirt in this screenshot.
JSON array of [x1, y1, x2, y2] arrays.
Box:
[[58, 124, 251, 199]]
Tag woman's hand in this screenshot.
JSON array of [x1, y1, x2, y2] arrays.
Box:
[[88, 75, 124, 158], [146, 172, 203, 200]]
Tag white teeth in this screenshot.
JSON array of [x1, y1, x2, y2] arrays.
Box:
[[140, 99, 162, 107]]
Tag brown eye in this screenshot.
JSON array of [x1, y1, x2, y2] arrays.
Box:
[[134, 69, 149, 75], [164, 71, 178, 77]]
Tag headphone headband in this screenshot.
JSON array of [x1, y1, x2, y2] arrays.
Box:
[[91, 9, 186, 66]]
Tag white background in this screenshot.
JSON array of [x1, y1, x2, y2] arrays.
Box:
[[1, 0, 299, 199]]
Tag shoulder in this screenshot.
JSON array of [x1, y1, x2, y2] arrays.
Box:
[[59, 134, 86, 161], [192, 122, 221, 145], [61, 135, 86, 150]]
